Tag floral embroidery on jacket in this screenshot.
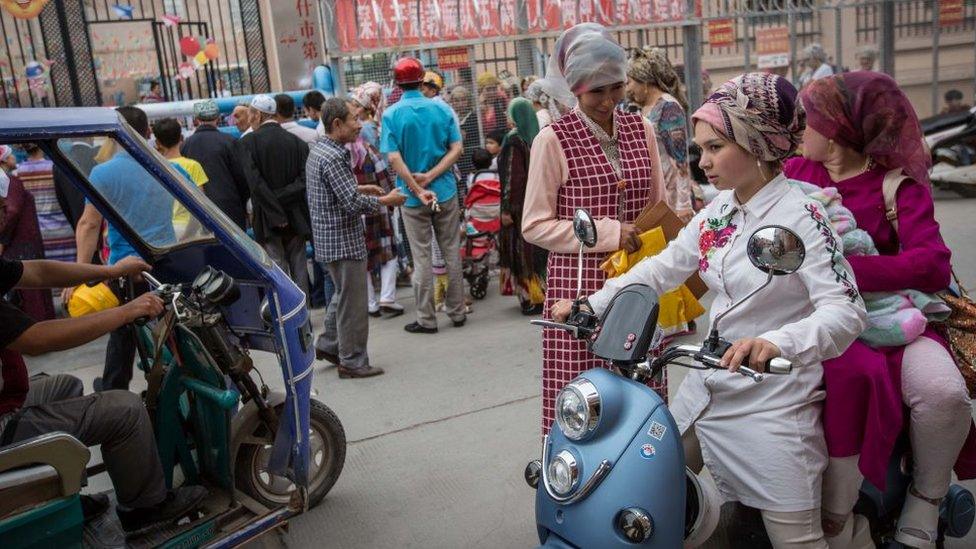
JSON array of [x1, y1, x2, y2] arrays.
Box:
[[805, 203, 860, 303], [698, 215, 738, 272]]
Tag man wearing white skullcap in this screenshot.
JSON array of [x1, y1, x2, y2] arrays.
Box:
[[521, 23, 666, 435], [237, 94, 313, 295]]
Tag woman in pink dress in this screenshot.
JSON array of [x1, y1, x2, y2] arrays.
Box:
[[785, 71, 976, 548], [522, 23, 664, 434]]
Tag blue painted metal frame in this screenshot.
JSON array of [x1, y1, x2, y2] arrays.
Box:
[[0, 108, 314, 521]]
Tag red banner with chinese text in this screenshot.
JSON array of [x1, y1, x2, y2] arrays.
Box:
[[940, 0, 964, 27], [707, 18, 735, 48]]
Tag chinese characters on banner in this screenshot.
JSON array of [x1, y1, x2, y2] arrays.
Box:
[[707, 18, 735, 48], [271, 0, 325, 88], [332, 0, 686, 52], [755, 25, 790, 69]]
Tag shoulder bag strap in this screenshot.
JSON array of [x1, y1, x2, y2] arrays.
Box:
[[881, 167, 909, 233]]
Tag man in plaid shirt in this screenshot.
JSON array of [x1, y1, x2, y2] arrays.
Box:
[[307, 98, 406, 378]]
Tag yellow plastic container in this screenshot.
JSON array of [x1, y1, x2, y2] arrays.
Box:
[[67, 282, 119, 317]]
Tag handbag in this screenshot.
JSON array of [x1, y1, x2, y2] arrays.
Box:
[[883, 169, 976, 397]]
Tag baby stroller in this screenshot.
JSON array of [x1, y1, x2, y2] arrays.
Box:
[[461, 170, 501, 299]]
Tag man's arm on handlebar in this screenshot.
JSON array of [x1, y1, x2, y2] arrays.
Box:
[[8, 293, 164, 356], [16, 256, 149, 290]]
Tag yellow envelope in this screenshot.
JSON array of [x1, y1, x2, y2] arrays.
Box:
[[600, 227, 706, 332]]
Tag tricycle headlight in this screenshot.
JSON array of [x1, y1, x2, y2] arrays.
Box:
[[555, 379, 600, 440], [548, 450, 579, 495]]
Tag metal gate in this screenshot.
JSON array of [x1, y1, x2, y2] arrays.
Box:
[[0, 0, 271, 107]]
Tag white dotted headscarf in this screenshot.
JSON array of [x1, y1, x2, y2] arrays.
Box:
[[544, 23, 626, 108]]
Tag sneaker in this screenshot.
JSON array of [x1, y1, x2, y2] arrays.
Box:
[[117, 485, 208, 537], [404, 322, 438, 334], [368, 307, 381, 318], [338, 365, 385, 378], [452, 316, 467, 328]]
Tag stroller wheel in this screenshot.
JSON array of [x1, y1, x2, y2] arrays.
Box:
[[472, 272, 489, 299]]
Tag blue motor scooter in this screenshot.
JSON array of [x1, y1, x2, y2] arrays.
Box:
[[524, 209, 975, 548]]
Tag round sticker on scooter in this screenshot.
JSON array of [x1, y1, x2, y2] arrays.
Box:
[[639, 443, 656, 460]]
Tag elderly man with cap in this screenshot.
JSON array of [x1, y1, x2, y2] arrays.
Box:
[[182, 99, 251, 229], [381, 57, 465, 334], [520, 23, 665, 434], [237, 94, 312, 295]]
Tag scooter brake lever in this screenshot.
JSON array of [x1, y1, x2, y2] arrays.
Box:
[[737, 365, 764, 383], [530, 319, 579, 338]]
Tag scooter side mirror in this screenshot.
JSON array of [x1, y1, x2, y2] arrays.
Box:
[[573, 209, 598, 249], [746, 225, 806, 275], [707, 225, 807, 347]]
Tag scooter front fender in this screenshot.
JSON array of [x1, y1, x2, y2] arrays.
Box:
[[536, 368, 686, 548]]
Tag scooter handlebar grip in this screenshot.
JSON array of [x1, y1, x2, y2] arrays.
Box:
[[766, 357, 792, 374]]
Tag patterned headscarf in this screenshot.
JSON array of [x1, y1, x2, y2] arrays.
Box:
[[692, 72, 805, 162], [350, 81, 385, 120], [627, 47, 688, 110], [801, 71, 931, 183]]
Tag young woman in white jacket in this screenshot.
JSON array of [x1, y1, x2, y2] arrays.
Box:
[[551, 73, 867, 548]]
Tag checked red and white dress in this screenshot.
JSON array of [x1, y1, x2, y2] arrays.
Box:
[[522, 107, 665, 434]]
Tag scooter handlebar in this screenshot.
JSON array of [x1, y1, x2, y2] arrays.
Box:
[[656, 344, 792, 383]]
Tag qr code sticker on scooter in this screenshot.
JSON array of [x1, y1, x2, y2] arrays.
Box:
[[648, 421, 667, 441]]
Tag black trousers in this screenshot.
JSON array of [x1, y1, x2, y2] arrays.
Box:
[[101, 278, 148, 391]]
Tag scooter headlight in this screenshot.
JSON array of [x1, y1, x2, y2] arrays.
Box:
[[547, 450, 579, 495], [555, 379, 600, 440]]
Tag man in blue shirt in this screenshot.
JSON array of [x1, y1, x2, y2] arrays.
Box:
[[381, 57, 465, 333], [70, 106, 177, 390]]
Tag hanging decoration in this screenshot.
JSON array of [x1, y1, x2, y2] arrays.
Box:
[[161, 13, 181, 27], [179, 36, 201, 57], [203, 39, 220, 61], [0, 0, 50, 19], [177, 62, 195, 80], [192, 50, 208, 68]]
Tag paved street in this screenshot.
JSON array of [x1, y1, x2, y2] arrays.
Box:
[[26, 191, 976, 548]]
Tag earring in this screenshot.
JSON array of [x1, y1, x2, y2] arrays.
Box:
[[827, 139, 834, 156], [756, 159, 768, 181]]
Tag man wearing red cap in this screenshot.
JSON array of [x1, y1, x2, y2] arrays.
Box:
[[380, 57, 466, 334]]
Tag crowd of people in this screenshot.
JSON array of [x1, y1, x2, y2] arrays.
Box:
[[0, 19, 974, 545]]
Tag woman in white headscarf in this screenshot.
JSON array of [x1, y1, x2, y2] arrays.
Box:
[[521, 23, 665, 435], [523, 78, 572, 129]]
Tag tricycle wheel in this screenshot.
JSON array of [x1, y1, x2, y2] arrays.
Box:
[[235, 400, 346, 509]]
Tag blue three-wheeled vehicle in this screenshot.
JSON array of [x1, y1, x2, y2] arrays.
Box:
[[0, 108, 345, 547]]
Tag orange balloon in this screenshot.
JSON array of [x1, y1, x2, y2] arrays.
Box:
[[204, 42, 219, 61], [0, 0, 50, 19]]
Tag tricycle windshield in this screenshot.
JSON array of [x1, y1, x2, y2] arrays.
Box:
[[57, 130, 270, 266]]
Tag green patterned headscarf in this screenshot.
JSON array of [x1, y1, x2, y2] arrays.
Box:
[[506, 97, 540, 147]]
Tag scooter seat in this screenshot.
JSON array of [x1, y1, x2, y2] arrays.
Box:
[[0, 432, 89, 520]]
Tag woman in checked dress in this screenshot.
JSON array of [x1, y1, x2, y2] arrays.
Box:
[[521, 23, 665, 435]]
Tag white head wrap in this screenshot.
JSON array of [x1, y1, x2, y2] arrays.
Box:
[[0, 169, 9, 199], [544, 23, 626, 107], [525, 79, 571, 123]]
